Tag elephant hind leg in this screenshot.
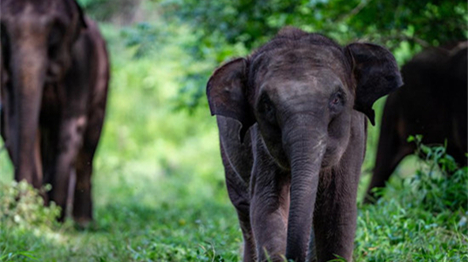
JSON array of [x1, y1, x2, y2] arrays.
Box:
[[73, 147, 94, 227], [446, 141, 468, 170], [51, 115, 88, 222], [72, 109, 105, 227], [364, 116, 413, 204], [365, 145, 412, 204], [221, 146, 255, 262]]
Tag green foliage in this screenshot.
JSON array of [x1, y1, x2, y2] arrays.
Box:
[[160, 0, 301, 49], [404, 135, 468, 213], [0, 181, 60, 262], [77, 0, 138, 22], [120, 22, 169, 58], [0, 251, 39, 262], [157, 0, 467, 108], [161, 0, 467, 50], [328, 254, 347, 262], [356, 138, 468, 261], [77, 0, 467, 110], [0, 10, 467, 260], [0, 181, 60, 229], [408, 134, 460, 174]]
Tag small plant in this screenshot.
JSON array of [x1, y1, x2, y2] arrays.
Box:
[[0, 180, 60, 229], [408, 134, 460, 174], [406, 135, 468, 213]]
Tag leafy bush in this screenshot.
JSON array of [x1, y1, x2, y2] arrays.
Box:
[[0, 181, 60, 229], [0, 182, 62, 261], [356, 137, 468, 261], [404, 135, 468, 213]]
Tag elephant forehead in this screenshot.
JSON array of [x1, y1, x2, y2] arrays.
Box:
[[251, 48, 350, 91], [269, 48, 347, 74], [6, 8, 48, 32], [1, 0, 73, 23], [259, 68, 345, 98]]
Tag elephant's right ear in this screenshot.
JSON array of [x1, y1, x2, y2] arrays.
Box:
[[345, 43, 403, 125], [72, 0, 87, 29], [207, 58, 255, 141]]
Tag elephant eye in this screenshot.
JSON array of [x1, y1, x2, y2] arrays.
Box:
[[331, 97, 340, 105], [329, 91, 345, 113], [259, 94, 277, 124]]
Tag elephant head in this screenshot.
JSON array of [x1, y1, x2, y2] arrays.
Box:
[[0, 0, 86, 186], [207, 28, 402, 261]]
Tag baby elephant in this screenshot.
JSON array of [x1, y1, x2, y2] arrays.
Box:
[[365, 42, 468, 203], [0, 0, 109, 225], [207, 27, 402, 262]]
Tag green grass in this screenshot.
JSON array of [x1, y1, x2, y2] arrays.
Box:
[[1, 23, 467, 262]]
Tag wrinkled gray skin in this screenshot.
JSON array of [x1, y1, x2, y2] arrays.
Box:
[[207, 28, 402, 262], [365, 42, 468, 203], [0, 0, 109, 225]]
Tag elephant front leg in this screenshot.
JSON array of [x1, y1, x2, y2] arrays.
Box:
[[32, 129, 44, 189], [250, 149, 290, 261], [312, 168, 359, 262], [51, 115, 87, 221]]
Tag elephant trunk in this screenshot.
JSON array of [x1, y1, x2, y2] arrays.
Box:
[[283, 115, 327, 262], [11, 42, 46, 188]]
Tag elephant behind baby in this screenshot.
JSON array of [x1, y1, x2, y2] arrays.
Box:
[[0, 0, 109, 226], [207, 27, 402, 262], [365, 42, 468, 203]]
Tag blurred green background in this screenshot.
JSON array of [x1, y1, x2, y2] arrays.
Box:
[[1, 0, 467, 261]]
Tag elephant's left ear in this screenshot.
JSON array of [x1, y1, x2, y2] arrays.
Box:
[[345, 43, 403, 125]]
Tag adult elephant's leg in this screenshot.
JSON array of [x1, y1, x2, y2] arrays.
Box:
[[40, 115, 61, 205], [73, 101, 105, 226], [366, 143, 413, 203], [73, 142, 94, 226], [51, 113, 87, 221], [364, 105, 412, 204], [52, 30, 95, 221]]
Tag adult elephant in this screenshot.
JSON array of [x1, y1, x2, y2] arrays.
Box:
[[364, 42, 468, 203], [207, 27, 402, 262], [0, 0, 109, 226]]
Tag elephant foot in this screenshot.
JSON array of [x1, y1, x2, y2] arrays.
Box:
[[73, 217, 95, 231]]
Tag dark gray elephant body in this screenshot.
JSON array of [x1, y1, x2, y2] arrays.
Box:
[[365, 42, 468, 203], [0, 0, 109, 225], [207, 28, 402, 262]]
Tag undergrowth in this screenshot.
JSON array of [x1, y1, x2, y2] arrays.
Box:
[[0, 20, 466, 261], [355, 135, 468, 261]]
